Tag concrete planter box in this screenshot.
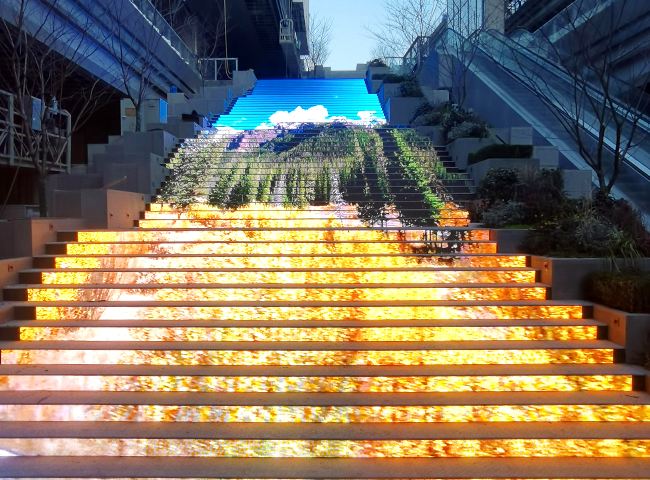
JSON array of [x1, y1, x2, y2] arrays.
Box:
[[592, 304, 650, 366], [489, 229, 530, 254], [563, 169, 593, 199], [0, 217, 87, 260], [369, 79, 383, 94], [378, 83, 401, 106], [386, 97, 426, 125], [52, 189, 145, 230], [0, 257, 32, 302], [469, 158, 541, 186], [415, 126, 443, 143], [529, 256, 650, 301], [447, 138, 497, 170]]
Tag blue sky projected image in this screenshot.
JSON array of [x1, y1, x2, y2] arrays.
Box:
[[214, 79, 386, 131]]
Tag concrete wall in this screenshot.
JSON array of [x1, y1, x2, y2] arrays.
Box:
[[0, 257, 32, 301], [593, 305, 650, 366], [0, 218, 87, 260], [52, 189, 145, 229], [448, 138, 497, 170], [386, 97, 427, 125]]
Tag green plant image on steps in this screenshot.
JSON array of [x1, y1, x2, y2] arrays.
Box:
[[160, 126, 459, 227]]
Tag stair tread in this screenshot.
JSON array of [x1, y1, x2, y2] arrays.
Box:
[[0, 362, 643, 375], [3, 318, 604, 327], [0, 390, 647, 405], [0, 339, 621, 350], [12, 282, 548, 289], [2, 457, 648, 478]]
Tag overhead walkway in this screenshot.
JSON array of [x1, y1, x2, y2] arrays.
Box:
[[0, 79, 649, 477]]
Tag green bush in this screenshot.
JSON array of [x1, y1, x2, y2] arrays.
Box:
[[410, 102, 435, 123], [475, 168, 520, 211], [468, 144, 533, 165], [372, 73, 409, 82], [410, 102, 489, 141], [398, 80, 424, 97], [585, 271, 650, 314], [481, 201, 527, 228], [368, 58, 388, 67]]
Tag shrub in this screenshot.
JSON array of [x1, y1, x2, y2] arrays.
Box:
[[398, 80, 424, 97], [467, 144, 533, 165], [368, 58, 388, 67], [585, 271, 650, 314], [447, 121, 490, 142], [475, 168, 520, 212], [481, 201, 528, 228], [410, 102, 435, 123], [372, 73, 409, 82]]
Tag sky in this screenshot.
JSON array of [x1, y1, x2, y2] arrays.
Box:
[[308, 0, 387, 71]]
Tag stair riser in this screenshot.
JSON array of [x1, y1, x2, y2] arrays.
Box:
[[0, 348, 615, 366], [20, 286, 548, 303], [0, 438, 645, 457], [1, 404, 647, 423], [58, 243, 499, 256], [19, 326, 596, 342], [44, 255, 529, 270], [35, 270, 538, 285], [0, 374, 635, 392], [24, 305, 584, 321]]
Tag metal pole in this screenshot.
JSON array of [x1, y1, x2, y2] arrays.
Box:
[[65, 112, 71, 173], [8, 93, 14, 165]]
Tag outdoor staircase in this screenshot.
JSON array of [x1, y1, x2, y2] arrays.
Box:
[[0, 78, 649, 478]]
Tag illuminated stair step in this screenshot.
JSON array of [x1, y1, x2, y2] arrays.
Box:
[[2, 392, 649, 422], [56, 242, 498, 256], [0, 363, 642, 392], [0, 341, 618, 365], [18, 284, 548, 303], [2, 457, 650, 479], [30, 268, 539, 285], [147, 204, 465, 213], [1, 422, 649, 457], [141, 211, 466, 220], [41, 254, 529, 270], [22, 302, 585, 321], [63, 229, 487, 243], [15, 323, 599, 342], [136, 219, 473, 229]]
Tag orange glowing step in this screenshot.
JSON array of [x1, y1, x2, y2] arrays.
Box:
[[58, 241, 498, 256], [0, 364, 640, 391], [44, 254, 528, 270], [66, 228, 489, 243], [33, 268, 538, 286], [136, 218, 472, 229], [0, 434, 647, 457], [0, 342, 618, 365], [23, 302, 584, 321], [2, 400, 649, 423], [18, 284, 548, 303], [17, 323, 598, 342]]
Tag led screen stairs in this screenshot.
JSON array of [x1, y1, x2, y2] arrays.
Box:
[[1, 79, 649, 478]]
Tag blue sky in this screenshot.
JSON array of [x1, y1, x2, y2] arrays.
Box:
[[309, 0, 386, 71]]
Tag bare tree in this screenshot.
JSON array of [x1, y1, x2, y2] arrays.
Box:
[[366, 0, 444, 59], [195, 2, 232, 82], [0, 0, 108, 216], [103, 0, 165, 132], [303, 13, 333, 75], [488, 0, 650, 194]]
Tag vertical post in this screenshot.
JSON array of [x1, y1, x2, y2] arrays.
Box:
[[8, 93, 15, 165], [235, 58, 238, 71], [66, 113, 71, 173], [214, 60, 217, 81]]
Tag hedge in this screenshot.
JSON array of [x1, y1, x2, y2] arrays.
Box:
[[467, 144, 533, 165], [585, 271, 650, 314]]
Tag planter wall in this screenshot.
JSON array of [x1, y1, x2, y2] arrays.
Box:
[[415, 126, 444, 144], [488, 229, 530, 254], [378, 83, 401, 106], [469, 158, 543, 186], [447, 138, 497, 170], [52, 189, 145, 230], [0, 217, 87, 260], [386, 97, 426, 125], [593, 305, 650, 367]]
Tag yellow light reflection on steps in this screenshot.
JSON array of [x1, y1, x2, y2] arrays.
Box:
[[0, 438, 647, 457], [41, 269, 538, 285], [20, 326, 598, 342], [53, 255, 529, 270], [0, 375, 633, 392], [1, 349, 614, 365], [34, 305, 583, 321], [27, 286, 548, 303], [2, 404, 649, 422]]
